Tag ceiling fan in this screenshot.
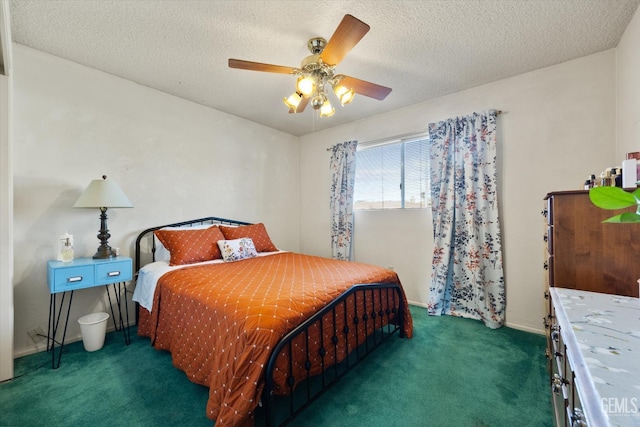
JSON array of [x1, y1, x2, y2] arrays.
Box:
[[228, 14, 392, 117]]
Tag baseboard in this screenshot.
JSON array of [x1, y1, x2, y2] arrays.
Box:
[[13, 323, 131, 359], [408, 300, 545, 335], [407, 300, 428, 308], [505, 321, 544, 335]]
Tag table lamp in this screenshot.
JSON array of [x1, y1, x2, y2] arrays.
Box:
[[73, 175, 133, 259]]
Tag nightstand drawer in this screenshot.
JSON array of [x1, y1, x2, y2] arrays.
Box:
[[50, 265, 95, 293], [47, 257, 133, 293], [96, 259, 132, 284]]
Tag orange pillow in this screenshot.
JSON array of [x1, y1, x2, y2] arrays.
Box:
[[219, 223, 278, 252], [154, 225, 225, 266]]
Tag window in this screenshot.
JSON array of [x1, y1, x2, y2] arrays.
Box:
[[353, 133, 430, 210]]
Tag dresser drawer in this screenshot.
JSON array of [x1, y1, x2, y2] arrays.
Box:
[[49, 264, 95, 293], [545, 226, 553, 254], [95, 259, 132, 284], [544, 255, 554, 288]]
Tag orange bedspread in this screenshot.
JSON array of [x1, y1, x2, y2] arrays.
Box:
[[137, 252, 413, 426]]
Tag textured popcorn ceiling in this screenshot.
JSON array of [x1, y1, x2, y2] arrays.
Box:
[[9, 0, 640, 136]]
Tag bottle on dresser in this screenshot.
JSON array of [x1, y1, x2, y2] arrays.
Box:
[[613, 168, 623, 187], [584, 174, 597, 190]]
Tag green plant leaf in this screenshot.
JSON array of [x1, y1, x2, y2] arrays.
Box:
[[603, 212, 640, 223], [589, 186, 636, 209]]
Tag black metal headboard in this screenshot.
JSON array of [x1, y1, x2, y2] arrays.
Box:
[[134, 216, 251, 275]]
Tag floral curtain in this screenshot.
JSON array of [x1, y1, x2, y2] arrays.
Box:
[[329, 140, 358, 260], [427, 111, 505, 329]]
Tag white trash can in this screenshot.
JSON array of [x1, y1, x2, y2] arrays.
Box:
[[77, 312, 109, 352]]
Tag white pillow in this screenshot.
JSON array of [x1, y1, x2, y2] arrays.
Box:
[[217, 238, 258, 262], [154, 223, 215, 261]]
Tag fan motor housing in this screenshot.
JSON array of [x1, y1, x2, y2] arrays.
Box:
[[300, 54, 322, 70]]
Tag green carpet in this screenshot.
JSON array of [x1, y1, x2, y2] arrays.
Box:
[[0, 306, 552, 426]]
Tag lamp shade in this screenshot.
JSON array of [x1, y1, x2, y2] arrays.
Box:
[[319, 99, 335, 117], [333, 85, 355, 106], [283, 91, 302, 110], [73, 175, 133, 209]]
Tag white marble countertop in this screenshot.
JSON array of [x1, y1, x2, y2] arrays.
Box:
[[551, 288, 640, 426]]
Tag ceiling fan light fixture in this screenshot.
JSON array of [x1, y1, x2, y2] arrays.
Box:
[[283, 91, 303, 110], [333, 84, 355, 106], [319, 99, 335, 117], [296, 76, 316, 96], [229, 15, 391, 119]]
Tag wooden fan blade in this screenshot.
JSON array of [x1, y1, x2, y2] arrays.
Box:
[[320, 14, 370, 66], [228, 59, 296, 74], [289, 95, 310, 114], [339, 75, 392, 100]]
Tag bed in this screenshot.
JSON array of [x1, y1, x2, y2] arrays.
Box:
[[133, 217, 413, 426]]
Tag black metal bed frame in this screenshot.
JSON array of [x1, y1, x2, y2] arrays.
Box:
[[262, 282, 405, 426], [134, 216, 251, 272], [134, 217, 406, 427]]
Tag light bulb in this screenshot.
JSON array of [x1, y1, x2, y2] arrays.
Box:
[[296, 77, 316, 97]]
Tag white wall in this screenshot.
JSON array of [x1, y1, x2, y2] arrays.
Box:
[[12, 44, 300, 357], [616, 6, 640, 158], [300, 50, 616, 333], [0, 73, 12, 381], [0, 0, 13, 382]]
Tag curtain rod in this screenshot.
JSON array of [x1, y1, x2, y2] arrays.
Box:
[[326, 110, 502, 151], [325, 130, 426, 152]]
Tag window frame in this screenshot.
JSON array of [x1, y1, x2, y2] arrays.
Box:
[[354, 132, 430, 211]]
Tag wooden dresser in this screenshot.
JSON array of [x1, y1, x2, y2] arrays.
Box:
[[543, 190, 640, 426], [543, 190, 640, 298]]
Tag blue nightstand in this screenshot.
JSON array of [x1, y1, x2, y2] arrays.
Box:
[[47, 257, 133, 368]]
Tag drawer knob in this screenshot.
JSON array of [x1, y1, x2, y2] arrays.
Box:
[[543, 261, 549, 271], [107, 271, 121, 277], [572, 408, 587, 426], [541, 209, 548, 218], [552, 374, 567, 394], [543, 234, 548, 242], [67, 276, 83, 283]]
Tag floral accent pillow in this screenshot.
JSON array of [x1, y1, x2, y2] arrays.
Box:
[[154, 225, 225, 266], [217, 238, 258, 262], [219, 223, 278, 252]]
